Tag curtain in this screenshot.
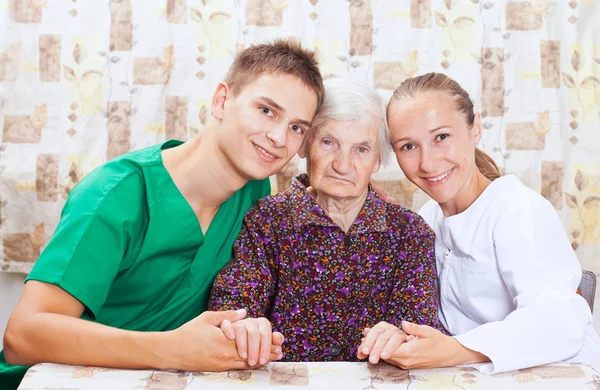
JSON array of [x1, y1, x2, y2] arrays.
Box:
[[1, 0, 598, 286]]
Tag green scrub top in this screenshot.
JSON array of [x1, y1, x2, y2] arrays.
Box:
[[0, 140, 270, 389]]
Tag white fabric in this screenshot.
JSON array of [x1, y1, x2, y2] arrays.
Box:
[[419, 175, 600, 374]]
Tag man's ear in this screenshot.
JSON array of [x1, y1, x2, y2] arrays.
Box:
[[211, 82, 231, 120], [472, 112, 483, 143]]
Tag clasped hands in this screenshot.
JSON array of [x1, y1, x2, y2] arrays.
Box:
[[179, 309, 455, 371], [215, 312, 455, 370]]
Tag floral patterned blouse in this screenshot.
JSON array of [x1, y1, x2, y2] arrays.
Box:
[[209, 174, 444, 362]]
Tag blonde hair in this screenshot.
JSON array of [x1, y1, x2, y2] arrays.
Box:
[[224, 39, 324, 110], [387, 72, 501, 181]]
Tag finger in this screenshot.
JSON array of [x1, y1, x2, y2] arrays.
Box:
[[257, 319, 272, 365], [233, 322, 249, 360], [406, 334, 416, 342], [362, 327, 371, 337], [272, 331, 285, 347], [401, 321, 437, 338], [360, 325, 387, 356], [369, 331, 394, 364], [269, 350, 284, 361], [220, 319, 236, 340], [380, 333, 407, 360], [246, 321, 260, 366], [203, 309, 247, 326]]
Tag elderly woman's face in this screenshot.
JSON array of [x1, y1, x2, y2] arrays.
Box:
[[305, 120, 381, 200]]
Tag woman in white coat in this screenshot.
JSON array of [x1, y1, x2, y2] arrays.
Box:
[[358, 72, 600, 374]]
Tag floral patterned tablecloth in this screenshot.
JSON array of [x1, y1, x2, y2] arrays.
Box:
[[17, 361, 600, 389]]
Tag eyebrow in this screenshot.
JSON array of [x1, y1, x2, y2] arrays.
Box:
[[320, 131, 375, 146], [258, 96, 312, 128], [393, 125, 451, 144]]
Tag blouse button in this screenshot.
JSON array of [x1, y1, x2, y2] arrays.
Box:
[[329, 346, 341, 357]]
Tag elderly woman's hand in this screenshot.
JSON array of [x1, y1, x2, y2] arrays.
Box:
[[357, 321, 414, 364], [220, 317, 285, 366], [370, 179, 397, 204]]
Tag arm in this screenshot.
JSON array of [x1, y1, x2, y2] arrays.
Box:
[[209, 204, 278, 318], [3, 282, 250, 371], [358, 214, 446, 363], [452, 197, 590, 373], [209, 203, 283, 366]]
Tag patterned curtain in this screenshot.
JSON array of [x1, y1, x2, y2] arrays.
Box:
[[1, 0, 599, 291]]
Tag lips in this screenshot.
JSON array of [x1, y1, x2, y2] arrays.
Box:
[[423, 167, 454, 182], [252, 143, 278, 160]]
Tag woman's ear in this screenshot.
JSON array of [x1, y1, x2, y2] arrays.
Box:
[[472, 112, 483, 144], [211, 82, 230, 120], [372, 158, 381, 174]]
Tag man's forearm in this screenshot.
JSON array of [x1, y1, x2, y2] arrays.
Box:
[[4, 313, 175, 370]]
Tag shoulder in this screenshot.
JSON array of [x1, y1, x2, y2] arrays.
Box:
[[485, 175, 556, 219], [64, 145, 167, 214], [245, 187, 294, 220], [385, 202, 434, 239]]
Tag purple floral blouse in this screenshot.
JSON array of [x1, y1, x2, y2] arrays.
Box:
[[209, 174, 444, 362]]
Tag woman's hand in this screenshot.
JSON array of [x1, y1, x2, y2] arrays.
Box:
[[357, 321, 414, 364], [385, 321, 489, 369], [220, 317, 284, 367]]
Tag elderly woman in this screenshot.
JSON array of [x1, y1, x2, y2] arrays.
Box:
[[208, 79, 445, 364]]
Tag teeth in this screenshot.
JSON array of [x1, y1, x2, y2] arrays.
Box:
[[426, 169, 452, 182], [254, 144, 275, 159]]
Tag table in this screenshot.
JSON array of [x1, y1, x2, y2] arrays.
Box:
[[17, 361, 600, 389]]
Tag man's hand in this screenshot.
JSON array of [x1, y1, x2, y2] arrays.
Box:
[[357, 321, 413, 364], [220, 317, 284, 366], [167, 309, 276, 371]]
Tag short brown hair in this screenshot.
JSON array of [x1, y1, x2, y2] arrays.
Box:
[[388, 72, 501, 181], [224, 39, 324, 109]]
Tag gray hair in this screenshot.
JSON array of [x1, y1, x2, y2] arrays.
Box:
[[303, 78, 392, 166]]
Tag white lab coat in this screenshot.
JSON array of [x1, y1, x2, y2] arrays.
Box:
[[419, 174, 600, 374]]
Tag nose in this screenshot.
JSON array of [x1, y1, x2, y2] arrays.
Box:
[[332, 148, 352, 175], [419, 147, 441, 173], [266, 124, 287, 148]]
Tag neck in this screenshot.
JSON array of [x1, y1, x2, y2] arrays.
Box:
[[439, 169, 491, 217], [162, 125, 248, 214], [309, 187, 368, 233]]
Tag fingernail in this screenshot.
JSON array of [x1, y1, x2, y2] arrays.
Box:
[[241, 352, 247, 359], [381, 352, 389, 358], [236, 309, 246, 315], [249, 360, 256, 366], [275, 347, 281, 354], [277, 354, 283, 360], [259, 357, 267, 365], [363, 347, 369, 354]]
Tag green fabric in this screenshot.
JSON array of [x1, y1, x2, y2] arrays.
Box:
[[0, 140, 270, 389]]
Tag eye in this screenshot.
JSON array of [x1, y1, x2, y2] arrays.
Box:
[[322, 139, 333, 146], [260, 107, 274, 117], [357, 146, 369, 154], [289, 124, 305, 134], [436, 133, 449, 142], [400, 143, 416, 151]]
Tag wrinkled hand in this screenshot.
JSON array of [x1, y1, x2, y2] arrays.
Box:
[[370, 179, 397, 204], [220, 317, 284, 367], [168, 309, 264, 371], [385, 321, 488, 369], [357, 321, 414, 364]]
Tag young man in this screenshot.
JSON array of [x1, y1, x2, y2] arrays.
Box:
[[0, 39, 324, 389]]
